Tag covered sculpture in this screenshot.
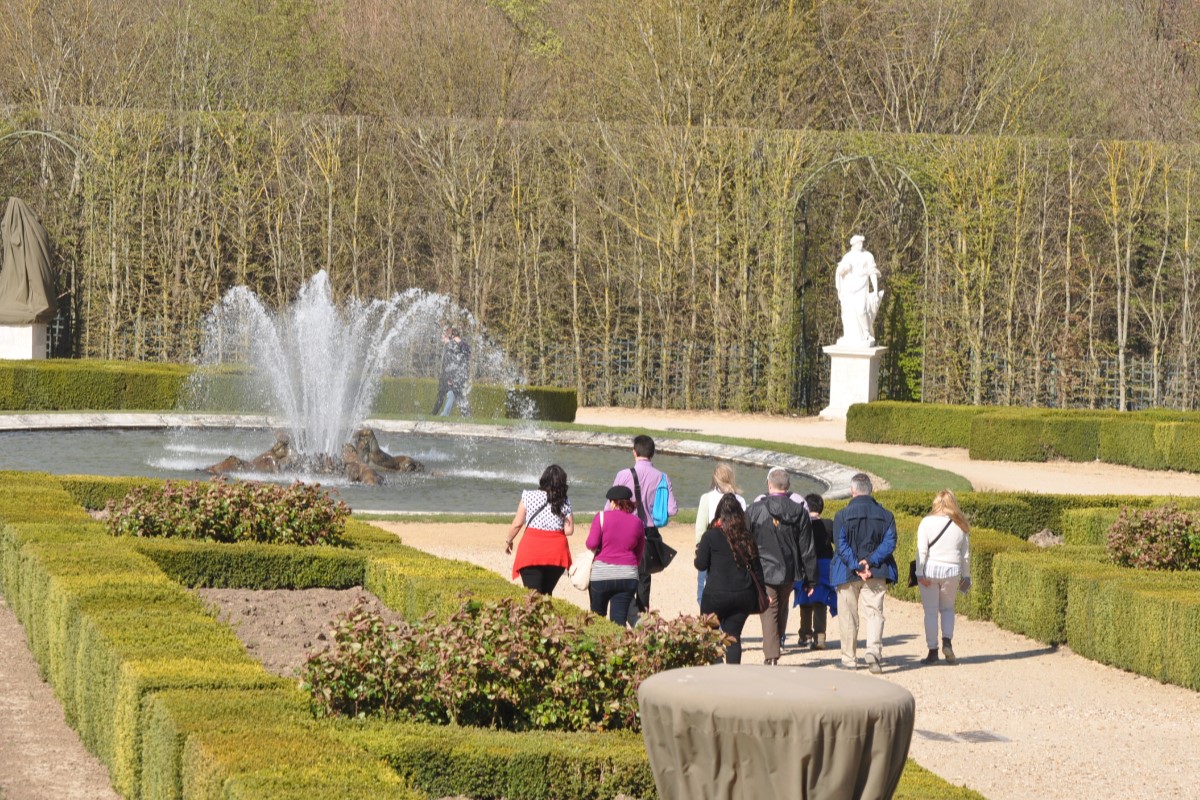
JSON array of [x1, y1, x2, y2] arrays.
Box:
[[0, 197, 57, 324]]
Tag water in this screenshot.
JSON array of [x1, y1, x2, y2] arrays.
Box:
[[189, 271, 522, 459], [0, 428, 823, 514]]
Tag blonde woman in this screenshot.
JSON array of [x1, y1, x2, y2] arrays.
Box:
[[916, 490, 971, 664], [694, 464, 746, 606]]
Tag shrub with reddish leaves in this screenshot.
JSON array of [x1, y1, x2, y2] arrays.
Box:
[[301, 593, 730, 732], [1107, 504, 1200, 571], [106, 477, 349, 546]]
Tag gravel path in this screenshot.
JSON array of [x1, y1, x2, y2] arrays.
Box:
[[372, 511, 1200, 800], [3, 406, 1200, 799]]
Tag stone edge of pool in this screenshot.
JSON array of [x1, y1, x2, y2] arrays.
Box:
[[0, 413, 855, 500]]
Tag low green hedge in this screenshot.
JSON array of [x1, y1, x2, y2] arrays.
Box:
[[339, 721, 656, 800], [60, 475, 166, 510], [849, 401, 1200, 473], [372, 376, 577, 422], [1066, 571, 1200, 690], [1060, 508, 1121, 546], [846, 401, 986, 447], [0, 468, 1002, 799], [132, 539, 367, 590], [0, 359, 189, 411], [0, 359, 577, 421]]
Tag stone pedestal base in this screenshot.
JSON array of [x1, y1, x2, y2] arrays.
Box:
[[819, 344, 886, 420], [0, 323, 48, 359]]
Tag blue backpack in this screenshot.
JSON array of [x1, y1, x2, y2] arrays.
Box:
[[651, 476, 670, 528]]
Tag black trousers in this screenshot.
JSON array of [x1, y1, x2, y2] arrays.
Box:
[[519, 565, 564, 596]]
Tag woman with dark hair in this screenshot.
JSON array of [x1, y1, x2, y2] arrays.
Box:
[[695, 492, 766, 664], [585, 485, 645, 626], [506, 464, 575, 595]]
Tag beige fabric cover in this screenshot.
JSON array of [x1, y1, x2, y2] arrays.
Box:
[[638, 664, 914, 800], [0, 198, 56, 324]]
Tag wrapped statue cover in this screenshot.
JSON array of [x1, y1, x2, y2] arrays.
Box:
[[0, 197, 57, 325]]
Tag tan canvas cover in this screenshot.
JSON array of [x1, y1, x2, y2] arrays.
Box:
[[639, 664, 915, 800], [0, 197, 57, 324]]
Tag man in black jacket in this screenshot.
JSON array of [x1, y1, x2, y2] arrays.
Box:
[[745, 467, 817, 665]]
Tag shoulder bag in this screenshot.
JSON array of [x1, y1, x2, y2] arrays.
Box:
[[630, 467, 677, 574], [569, 512, 600, 591], [908, 519, 953, 588]]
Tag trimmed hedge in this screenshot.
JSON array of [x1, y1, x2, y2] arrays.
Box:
[[846, 401, 986, 447], [1060, 507, 1122, 546], [2, 468, 992, 800], [338, 720, 657, 800], [848, 400, 1200, 473], [372, 376, 577, 422], [0, 358, 577, 421], [0, 359, 189, 411], [132, 539, 367, 590]]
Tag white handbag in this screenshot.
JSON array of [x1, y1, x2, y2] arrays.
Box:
[[569, 548, 595, 591], [568, 512, 601, 590]]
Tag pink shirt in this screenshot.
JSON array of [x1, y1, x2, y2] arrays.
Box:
[[585, 508, 645, 566]]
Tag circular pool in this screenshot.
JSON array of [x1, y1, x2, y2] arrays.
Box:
[[0, 420, 836, 514]]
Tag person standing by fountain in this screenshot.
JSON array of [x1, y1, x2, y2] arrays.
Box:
[[434, 325, 471, 416], [506, 464, 575, 595]]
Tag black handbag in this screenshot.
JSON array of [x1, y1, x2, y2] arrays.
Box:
[[629, 468, 677, 574], [642, 527, 677, 575], [908, 519, 953, 587]]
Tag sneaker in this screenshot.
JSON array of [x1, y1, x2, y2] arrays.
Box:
[[836, 661, 858, 670], [810, 635, 824, 652], [865, 653, 883, 674], [922, 648, 939, 664], [942, 638, 957, 665]]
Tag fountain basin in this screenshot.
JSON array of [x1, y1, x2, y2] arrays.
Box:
[[0, 415, 853, 513]]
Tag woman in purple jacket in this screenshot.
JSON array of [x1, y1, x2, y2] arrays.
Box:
[[586, 485, 646, 627]]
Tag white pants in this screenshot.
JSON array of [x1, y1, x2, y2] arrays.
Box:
[[836, 577, 887, 666], [919, 576, 960, 649]]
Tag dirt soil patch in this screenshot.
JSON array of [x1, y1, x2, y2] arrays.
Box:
[[195, 586, 404, 679]]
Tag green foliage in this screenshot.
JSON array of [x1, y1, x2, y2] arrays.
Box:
[[371, 377, 577, 421], [859, 402, 1200, 473], [132, 539, 366, 590], [302, 593, 728, 732], [1107, 505, 1200, 571], [846, 401, 986, 447], [107, 479, 350, 547], [0, 360, 189, 410], [337, 720, 656, 800], [1060, 507, 1121, 546], [59, 475, 165, 510], [895, 761, 987, 800]]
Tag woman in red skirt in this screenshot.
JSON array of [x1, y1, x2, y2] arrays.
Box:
[[505, 464, 574, 594]]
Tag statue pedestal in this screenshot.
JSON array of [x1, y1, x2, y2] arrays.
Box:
[[0, 323, 48, 359], [820, 344, 886, 420]]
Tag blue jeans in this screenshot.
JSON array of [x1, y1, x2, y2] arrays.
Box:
[[437, 388, 459, 416], [589, 577, 639, 627], [697, 569, 707, 607]]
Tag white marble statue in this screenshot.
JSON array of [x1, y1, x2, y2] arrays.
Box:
[[835, 235, 884, 347]]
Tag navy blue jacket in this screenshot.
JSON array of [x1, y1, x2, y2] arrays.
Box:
[[830, 494, 898, 586]]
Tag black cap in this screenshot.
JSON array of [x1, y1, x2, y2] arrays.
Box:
[[606, 485, 633, 502]]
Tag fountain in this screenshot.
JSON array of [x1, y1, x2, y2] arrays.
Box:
[[189, 271, 520, 483]]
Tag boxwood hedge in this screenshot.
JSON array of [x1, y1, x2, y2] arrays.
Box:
[[847, 400, 1200, 473], [1, 470, 989, 799], [0, 359, 577, 421]]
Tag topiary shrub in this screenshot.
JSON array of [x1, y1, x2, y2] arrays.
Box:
[[302, 593, 728, 732], [107, 478, 350, 546], [1106, 505, 1200, 571]]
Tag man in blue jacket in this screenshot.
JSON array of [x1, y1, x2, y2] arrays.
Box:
[[830, 473, 898, 674]]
